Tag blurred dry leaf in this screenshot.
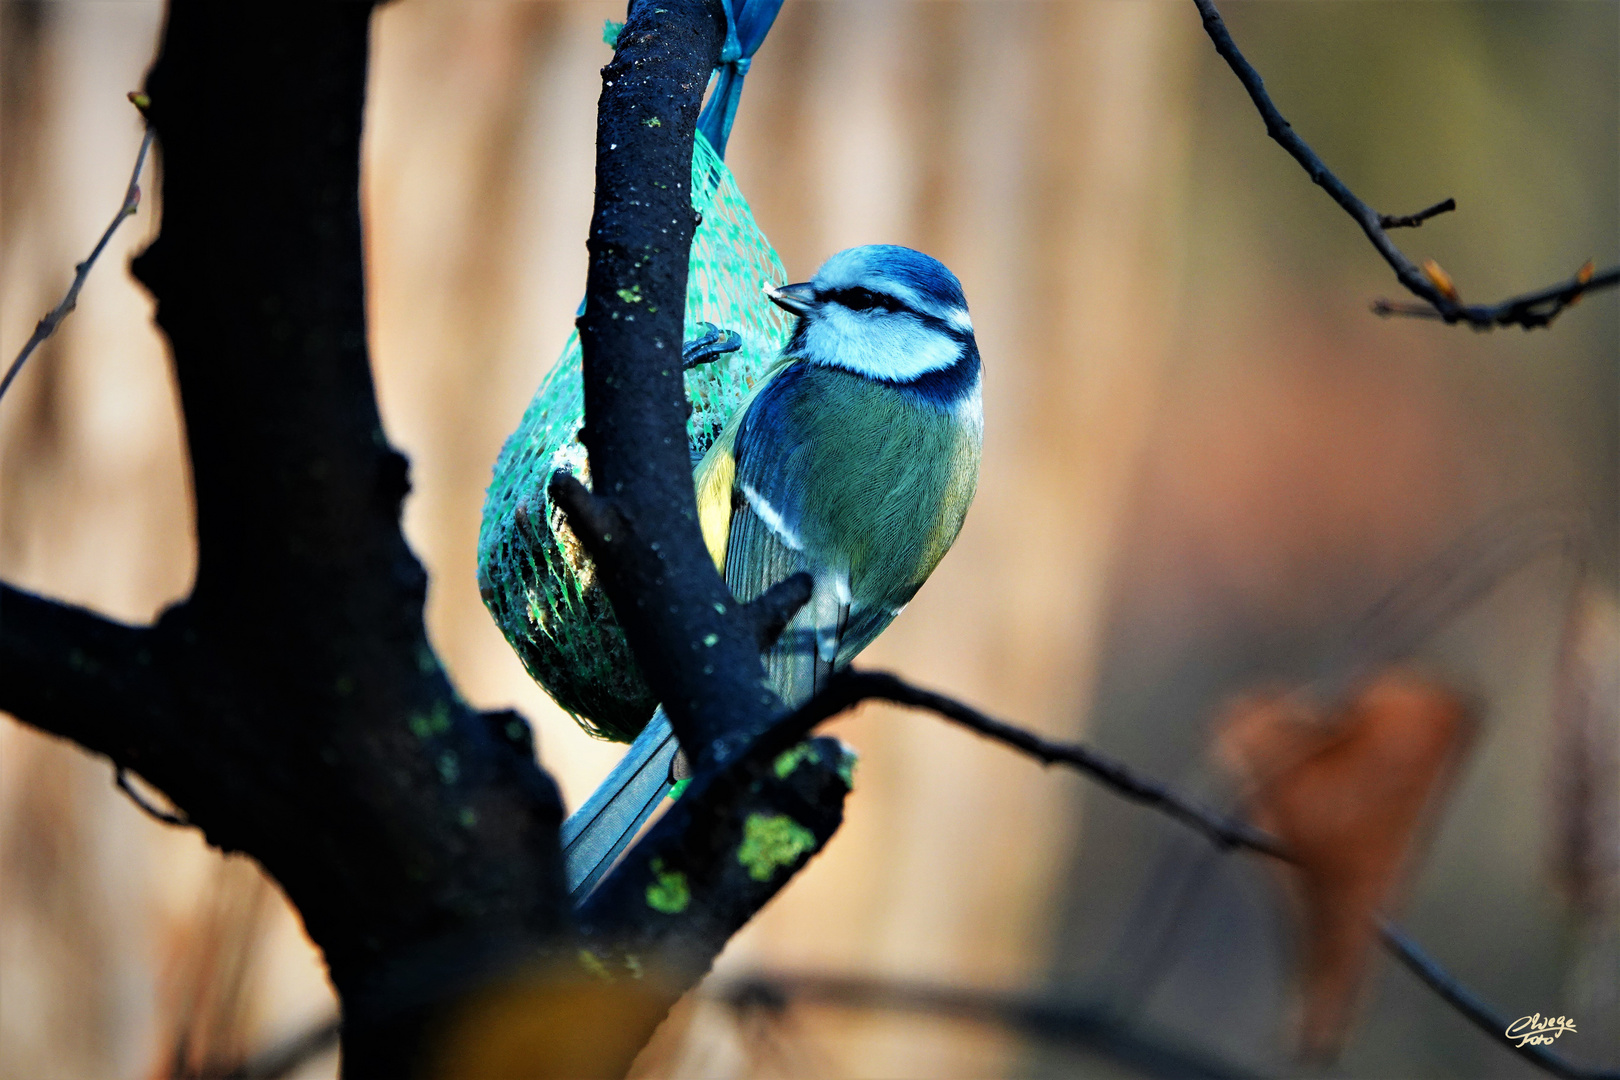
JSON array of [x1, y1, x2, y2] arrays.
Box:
[[1548, 585, 1620, 917], [427, 963, 679, 1080], [1421, 258, 1460, 302], [1216, 671, 1474, 1062]]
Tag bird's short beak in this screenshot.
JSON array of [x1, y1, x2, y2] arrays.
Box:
[[764, 281, 817, 317]]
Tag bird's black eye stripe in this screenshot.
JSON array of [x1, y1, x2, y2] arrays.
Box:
[[819, 286, 905, 314]]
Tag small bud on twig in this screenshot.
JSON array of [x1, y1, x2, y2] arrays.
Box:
[[1421, 259, 1460, 302], [1567, 260, 1596, 307]]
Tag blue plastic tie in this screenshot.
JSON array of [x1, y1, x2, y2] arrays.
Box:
[[696, 0, 785, 158]]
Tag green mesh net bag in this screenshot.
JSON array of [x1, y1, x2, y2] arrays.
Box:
[[477, 130, 793, 743]]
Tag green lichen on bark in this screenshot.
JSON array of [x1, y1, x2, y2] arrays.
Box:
[[836, 744, 858, 789], [644, 858, 690, 914], [772, 742, 822, 780], [737, 813, 816, 882]]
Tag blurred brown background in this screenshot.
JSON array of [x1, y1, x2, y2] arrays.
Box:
[[1, 2, 1614, 1077]]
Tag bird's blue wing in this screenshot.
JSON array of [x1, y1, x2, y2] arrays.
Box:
[[833, 602, 903, 668], [726, 368, 850, 708]]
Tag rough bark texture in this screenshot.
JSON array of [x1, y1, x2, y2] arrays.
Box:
[[5, 5, 572, 1075], [0, 2, 853, 1075], [561, 0, 796, 771], [549, 0, 854, 989]]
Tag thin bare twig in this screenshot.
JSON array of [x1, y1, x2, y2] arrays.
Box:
[[115, 766, 191, 828], [1371, 264, 1620, 327], [762, 669, 1290, 859], [752, 667, 1614, 1080], [1379, 197, 1456, 230], [1194, 0, 1617, 330], [0, 118, 153, 405], [1379, 921, 1620, 1080]]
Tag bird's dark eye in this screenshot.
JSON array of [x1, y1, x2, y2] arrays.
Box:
[[825, 287, 896, 313]]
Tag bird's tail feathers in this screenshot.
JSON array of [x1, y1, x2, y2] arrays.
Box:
[[560, 709, 680, 901]]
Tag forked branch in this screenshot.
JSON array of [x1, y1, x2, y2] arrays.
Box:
[[1194, 0, 1617, 330]]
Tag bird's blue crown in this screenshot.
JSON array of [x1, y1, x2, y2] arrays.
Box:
[[811, 245, 970, 323]]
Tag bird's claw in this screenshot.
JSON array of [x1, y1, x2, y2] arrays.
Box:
[[681, 322, 743, 370]]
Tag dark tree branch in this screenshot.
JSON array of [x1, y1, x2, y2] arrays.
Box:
[[1194, 0, 1617, 330], [547, 4, 855, 990], [578, 735, 851, 983], [547, 4, 858, 1004], [560, 0, 795, 775], [0, 582, 172, 766], [717, 972, 1270, 1080], [4, 7, 580, 1077], [130, 2, 572, 1011], [744, 572, 815, 651], [549, 470, 627, 554], [0, 119, 152, 405]]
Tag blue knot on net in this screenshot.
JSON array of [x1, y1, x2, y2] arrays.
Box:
[[697, 0, 785, 158]]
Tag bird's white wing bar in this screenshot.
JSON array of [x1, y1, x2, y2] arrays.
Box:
[[740, 481, 804, 551], [560, 708, 680, 901]]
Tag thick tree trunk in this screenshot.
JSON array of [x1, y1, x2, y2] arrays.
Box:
[[0, 4, 571, 1074], [0, 3, 852, 1075]]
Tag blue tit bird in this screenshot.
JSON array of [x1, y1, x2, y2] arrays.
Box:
[[560, 245, 983, 898]]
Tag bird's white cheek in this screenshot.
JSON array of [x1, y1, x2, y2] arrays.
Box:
[[804, 310, 961, 381]]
